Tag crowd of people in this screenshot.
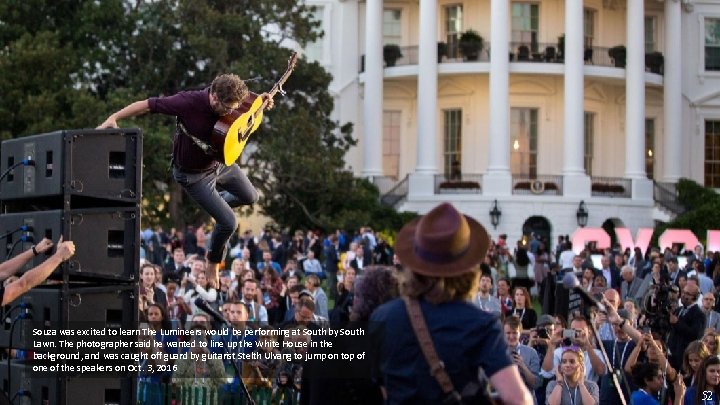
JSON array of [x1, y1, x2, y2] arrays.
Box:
[[473, 230, 720, 405], [136, 205, 720, 405], [136, 223, 397, 404]]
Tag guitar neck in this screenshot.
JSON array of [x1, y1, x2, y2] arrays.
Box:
[[256, 52, 297, 109]]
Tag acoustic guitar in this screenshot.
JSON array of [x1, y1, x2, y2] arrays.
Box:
[[211, 52, 298, 165]]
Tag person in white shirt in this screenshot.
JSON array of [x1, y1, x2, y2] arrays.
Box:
[[541, 316, 607, 383], [558, 245, 576, 271], [302, 250, 324, 278]]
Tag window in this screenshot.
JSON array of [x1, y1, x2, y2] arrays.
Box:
[[443, 109, 462, 179], [705, 18, 720, 71], [512, 3, 539, 52], [584, 112, 594, 176], [304, 6, 325, 63], [584, 9, 595, 48], [383, 111, 401, 180], [383, 9, 402, 46], [646, 118, 655, 180], [511, 108, 538, 177], [705, 120, 720, 187], [445, 5, 463, 59], [644, 16, 656, 53]]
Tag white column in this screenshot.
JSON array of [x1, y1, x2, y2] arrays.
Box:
[[483, 0, 512, 195], [563, 0, 585, 176], [663, 0, 682, 182], [624, 0, 646, 180], [562, 0, 590, 197], [362, 0, 383, 177], [416, 0, 438, 175]]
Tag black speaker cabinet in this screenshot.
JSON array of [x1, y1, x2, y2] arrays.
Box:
[[0, 207, 139, 281], [0, 284, 137, 351], [0, 361, 135, 405], [0, 128, 142, 208]]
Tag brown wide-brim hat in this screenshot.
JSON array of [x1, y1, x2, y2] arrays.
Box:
[[395, 202, 490, 277]]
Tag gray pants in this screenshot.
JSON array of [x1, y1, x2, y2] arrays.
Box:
[[173, 164, 258, 263]]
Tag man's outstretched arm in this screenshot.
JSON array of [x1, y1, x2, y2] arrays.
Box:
[[97, 99, 150, 129], [0, 238, 54, 280], [2, 237, 75, 306]]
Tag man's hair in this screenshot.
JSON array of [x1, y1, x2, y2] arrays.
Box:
[[288, 285, 305, 294], [399, 269, 479, 304], [621, 265, 635, 276], [242, 278, 259, 288], [503, 315, 522, 330], [296, 296, 316, 312], [631, 362, 660, 388], [210, 74, 248, 104], [306, 274, 321, 287], [230, 300, 249, 316]]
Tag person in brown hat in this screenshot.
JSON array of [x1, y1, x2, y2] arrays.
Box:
[[370, 202, 532, 405]]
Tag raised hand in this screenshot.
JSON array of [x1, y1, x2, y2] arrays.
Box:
[[54, 236, 76, 261], [33, 238, 54, 254]]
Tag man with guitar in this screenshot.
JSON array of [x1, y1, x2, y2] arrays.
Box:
[[98, 73, 274, 287]]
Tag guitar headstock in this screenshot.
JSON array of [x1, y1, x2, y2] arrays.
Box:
[[269, 52, 299, 96], [287, 52, 298, 71]]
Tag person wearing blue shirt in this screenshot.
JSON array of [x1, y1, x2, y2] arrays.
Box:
[[213, 301, 257, 403], [370, 202, 532, 405], [630, 362, 666, 405], [685, 356, 720, 405]]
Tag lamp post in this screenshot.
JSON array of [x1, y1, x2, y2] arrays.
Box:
[[576, 200, 589, 228], [490, 200, 502, 229]]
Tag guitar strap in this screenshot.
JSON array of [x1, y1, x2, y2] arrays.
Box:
[[176, 118, 218, 156], [402, 296, 463, 403], [402, 296, 499, 405]]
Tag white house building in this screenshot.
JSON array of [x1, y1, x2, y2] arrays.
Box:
[[304, 0, 720, 246]]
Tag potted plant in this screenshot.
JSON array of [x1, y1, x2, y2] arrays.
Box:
[[645, 51, 664, 74], [557, 34, 565, 60], [438, 42, 448, 63], [383, 44, 403, 67], [608, 45, 627, 68], [459, 30, 484, 61]]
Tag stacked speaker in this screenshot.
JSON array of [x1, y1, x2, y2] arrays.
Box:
[[0, 128, 142, 405]]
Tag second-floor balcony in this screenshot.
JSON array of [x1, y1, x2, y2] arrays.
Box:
[[362, 43, 664, 76]]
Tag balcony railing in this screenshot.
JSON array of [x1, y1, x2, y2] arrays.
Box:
[[653, 181, 686, 216], [434, 174, 482, 194], [512, 174, 563, 195], [380, 174, 409, 208], [590, 177, 632, 198], [361, 43, 663, 75]]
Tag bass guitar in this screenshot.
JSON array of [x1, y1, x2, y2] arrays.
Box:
[[211, 52, 298, 165]]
